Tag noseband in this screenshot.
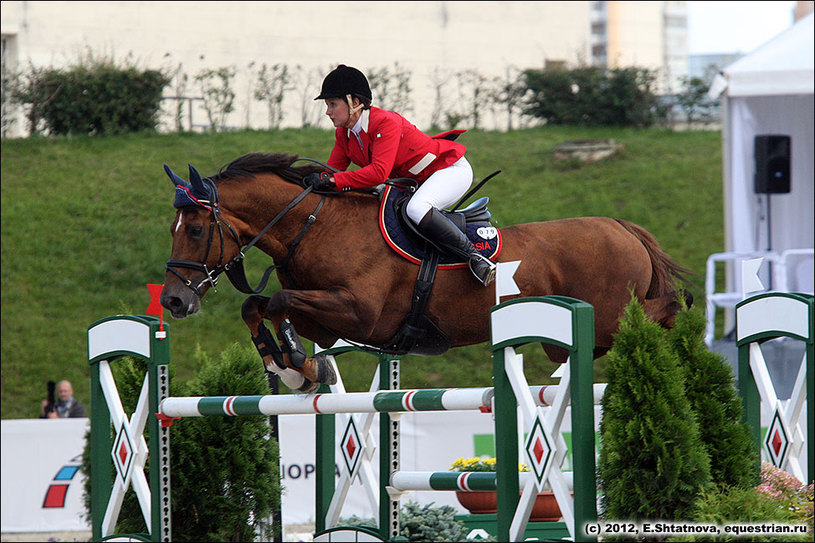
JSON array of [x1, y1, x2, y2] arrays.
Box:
[[166, 179, 324, 297]]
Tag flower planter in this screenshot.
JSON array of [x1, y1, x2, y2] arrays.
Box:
[[455, 490, 563, 522], [455, 491, 499, 515]]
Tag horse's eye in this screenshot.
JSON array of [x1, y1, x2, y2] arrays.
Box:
[[188, 225, 204, 239]]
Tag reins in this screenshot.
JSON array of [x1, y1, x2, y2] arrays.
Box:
[[226, 187, 326, 294]]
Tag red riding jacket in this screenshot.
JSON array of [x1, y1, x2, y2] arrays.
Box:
[[327, 107, 466, 190]]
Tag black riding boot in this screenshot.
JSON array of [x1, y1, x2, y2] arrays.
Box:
[[417, 208, 496, 286]]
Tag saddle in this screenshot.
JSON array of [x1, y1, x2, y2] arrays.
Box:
[[378, 183, 502, 356], [379, 184, 501, 267]]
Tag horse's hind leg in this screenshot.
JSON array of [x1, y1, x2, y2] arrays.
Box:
[[241, 295, 323, 393], [643, 289, 693, 328]]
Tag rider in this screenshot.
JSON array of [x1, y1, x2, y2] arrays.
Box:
[[303, 64, 496, 286]]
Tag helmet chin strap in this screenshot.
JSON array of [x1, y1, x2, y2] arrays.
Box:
[[346, 93, 364, 115]]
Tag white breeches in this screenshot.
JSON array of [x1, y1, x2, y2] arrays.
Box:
[[405, 156, 474, 224]]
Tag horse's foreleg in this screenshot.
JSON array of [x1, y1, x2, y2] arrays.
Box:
[[245, 288, 366, 390], [263, 288, 373, 385], [241, 295, 320, 393]]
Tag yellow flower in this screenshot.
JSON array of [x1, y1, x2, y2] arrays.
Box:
[[449, 456, 530, 472]]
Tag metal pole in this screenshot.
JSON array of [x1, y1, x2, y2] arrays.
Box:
[[315, 383, 335, 534], [379, 355, 401, 540], [267, 372, 283, 542]]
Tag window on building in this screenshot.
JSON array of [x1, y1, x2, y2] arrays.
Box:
[[544, 59, 567, 71]]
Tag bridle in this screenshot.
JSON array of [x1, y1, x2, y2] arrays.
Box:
[[165, 177, 325, 297]]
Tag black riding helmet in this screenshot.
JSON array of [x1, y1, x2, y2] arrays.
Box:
[[314, 64, 372, 105]]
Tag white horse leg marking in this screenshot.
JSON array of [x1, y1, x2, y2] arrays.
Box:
[[265, 364, 306, 391]]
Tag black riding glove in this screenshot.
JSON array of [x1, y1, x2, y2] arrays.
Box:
[[304, 172, 334, 191]]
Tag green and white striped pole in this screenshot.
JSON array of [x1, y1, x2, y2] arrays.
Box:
[[158, 384, 605, 418]]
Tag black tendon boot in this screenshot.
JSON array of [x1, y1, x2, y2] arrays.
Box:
[[417, 208, 496, 286]]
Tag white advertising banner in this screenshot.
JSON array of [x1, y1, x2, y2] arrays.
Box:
[[276, 407, 602, 527], [1, 407, 603, 533], [278, 410, 498, 526], [1, 418, 91, 533]]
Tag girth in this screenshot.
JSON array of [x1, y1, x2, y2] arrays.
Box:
[[380, 249, 451, 356]]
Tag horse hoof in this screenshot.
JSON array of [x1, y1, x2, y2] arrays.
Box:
[[316, 354, 337, 385], [297, 379, 319, 394]]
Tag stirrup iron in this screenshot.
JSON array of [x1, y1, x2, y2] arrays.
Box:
[[469, 254, 496, 286]]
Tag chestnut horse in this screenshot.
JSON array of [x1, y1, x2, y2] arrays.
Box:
[[160, 152, 691, 393]]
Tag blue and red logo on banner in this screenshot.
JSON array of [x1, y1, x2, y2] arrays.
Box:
[[42, 455, 82, 508]]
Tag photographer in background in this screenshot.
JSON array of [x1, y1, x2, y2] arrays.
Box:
[[40, 380, 86, 418]]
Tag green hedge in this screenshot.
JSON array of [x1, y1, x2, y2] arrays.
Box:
[[523, 66, 660, 127], [17, 60, 168, 135], [598, 296, 712, 521]]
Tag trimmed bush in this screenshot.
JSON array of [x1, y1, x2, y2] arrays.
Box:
[[672, 473, 813, 542], [17, 55, 168, 136], [523, 66, 660, 126], [342, 500, 471, 542]]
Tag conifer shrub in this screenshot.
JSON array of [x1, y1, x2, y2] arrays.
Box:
[[342, 501, 471, 542], [667, 306, 759, 489], [598, 295, 712, 521], [82, 344, 280, 541]]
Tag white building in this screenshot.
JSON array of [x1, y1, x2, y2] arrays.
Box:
[[590, 1, 688, 93], [1, 1, 689, 136]]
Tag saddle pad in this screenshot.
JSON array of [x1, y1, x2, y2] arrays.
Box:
[[378, 185, 502, 268]]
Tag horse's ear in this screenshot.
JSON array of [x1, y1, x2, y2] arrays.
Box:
[[188, 164, 211, 200], [164, 164, 189, 188]]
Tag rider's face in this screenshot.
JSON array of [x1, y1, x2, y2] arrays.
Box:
[[325, 97, 350, 128]]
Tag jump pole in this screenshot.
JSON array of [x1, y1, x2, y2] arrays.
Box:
[[305, 295, 599, 542], [735, 292, 814, 483], [89, 296, 600, 542], [157, 384, 607, 417]]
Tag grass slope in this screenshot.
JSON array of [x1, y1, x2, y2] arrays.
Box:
[[0, 127, 723, 419]]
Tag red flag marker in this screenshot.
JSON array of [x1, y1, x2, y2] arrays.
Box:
[[146, 284, 164, 332]]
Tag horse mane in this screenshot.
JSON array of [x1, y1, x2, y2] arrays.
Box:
[[212, 152, 324, 185]]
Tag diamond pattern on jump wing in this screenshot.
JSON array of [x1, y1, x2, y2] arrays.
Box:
[[340, 415, 364, 479], [111, 422, 135, 490], [764, 409, 790, 468], [524, 415, 553, 491]]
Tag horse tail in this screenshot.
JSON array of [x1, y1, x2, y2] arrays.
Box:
[[614, 219, 692, 299]]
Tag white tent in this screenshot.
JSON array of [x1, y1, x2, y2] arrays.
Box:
[[706, 13, 814, 336]]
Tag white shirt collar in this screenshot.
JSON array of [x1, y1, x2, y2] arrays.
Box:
[[347, 109, 370, 137]]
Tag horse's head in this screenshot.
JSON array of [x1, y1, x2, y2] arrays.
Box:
[[160, 163, 242, 318]]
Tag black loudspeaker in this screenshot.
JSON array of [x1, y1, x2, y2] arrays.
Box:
[[754, 135, 791, 194]]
